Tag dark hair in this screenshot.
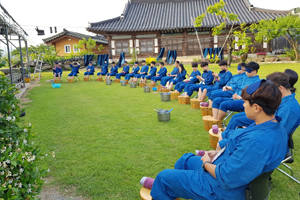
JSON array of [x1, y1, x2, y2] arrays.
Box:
[[160, 62, 164, 66], [134, 61, 139, 64], [266, 72, 291, 90], [241, 81, 282, 116], [175, 61, 180, 64], [112, 62, 115, 64], [284, 69, 298, 93], [151, 61, 156, 65], [142, 60, 146, 63], [192, 62, 198, 68], [200, 62, 208, 67], [218, 60, 227, 66], [179, 64, 185, 72], [246, 61, 260, 72], [239, 62, 247, 68]]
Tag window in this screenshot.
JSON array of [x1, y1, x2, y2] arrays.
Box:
[[161, 38, 183, 52], [73, 45, 80, 53], [64, 45, 71, 53], [139, 39, 154, 53], [115, 40, 129, 54]]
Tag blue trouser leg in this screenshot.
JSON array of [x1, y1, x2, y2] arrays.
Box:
[[161, 76, 173, 86], [116, 72, 125, 79], [151, 76, 162, 82], [208, 90, 234, 101], [84, 72, 94, 75], [125, 74, 134, 80], [175, 82, 186, 93], [212, 97, 231, 109], [226, 112, 253, 130], [219, 100, 244, 113], [186, 85, 202, 97]]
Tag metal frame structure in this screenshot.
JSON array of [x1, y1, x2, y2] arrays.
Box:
[[0, 3, 30, 88]]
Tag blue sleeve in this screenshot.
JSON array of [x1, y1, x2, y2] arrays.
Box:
[[69, 64, 73, 69], [145, 66, 149, 73], [219, 139, 228, 149], [215, 139, 270, 189], [125, 66, 129, 73], [171, 67, 178, 75], [219, 72, 232, 86], [151, 67, 157, 76], [204, 71, 214, 85], [276, 106, 298, 135], [134, 67, 140, 73], [163, 68, 167, 76]]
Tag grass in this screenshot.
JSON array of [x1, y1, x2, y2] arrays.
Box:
[[22, 63, 300, 199]]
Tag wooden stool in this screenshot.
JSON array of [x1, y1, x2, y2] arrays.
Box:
[[24, 77, 30, 83], [67, 79, 74, 83], [84, 77, 89, 81], [209, 128, 225, 149], [97, 77, 103, 82], [147, 83, 155, 88], [191, 99, 202, 109], [54, 79, 61, 83], [203, 116, 222, 132], [139, 82, 146, 87], [170, 91, 180, 100], [200, 106, 212, 116], [124, 80, 129, 84], [114, 79, 120, 83], [161, 88, 170, 93], [156, 85, 162, 92], [178, 96, 190, 105], [140, 187, 179, 200]]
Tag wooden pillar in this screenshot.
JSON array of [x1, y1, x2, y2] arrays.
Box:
[[107, 36, 112, 59], [183, 29, 187, 56]]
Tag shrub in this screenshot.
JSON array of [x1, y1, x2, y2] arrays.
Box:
[[283, 48, 299, 61], [145, 57, 156, 65], [0, 75, 51, 199]]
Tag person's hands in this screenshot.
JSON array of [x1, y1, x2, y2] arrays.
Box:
[[212, 73, 218, 77], [201, 152, 212, 163], [232, 93, 242, 100], [207, 150, 219, 161]]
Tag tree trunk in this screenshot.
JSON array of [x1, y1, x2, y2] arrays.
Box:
[[227, 37, 233, 67]]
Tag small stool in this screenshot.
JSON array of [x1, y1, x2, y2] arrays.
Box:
[[54, 79, 61, 83], [156, 85, 162, 92], [200, 106, 212, 116], [178, 96, 190, 105], [24, 77, 30, 83], [203, 116, 222, 132], [209, 128, 224, 149], [114, 79, 120, 83], [84, 77, 89, 81], [147, 83, 155, 88], [190, 99, 202, 109], [97, 77, 103, 82], [139, 82, 146, 87], [161, 88, 170, 93], [140, 187, 179, 200], [170, 91, 180, 100], [67, 79, 74, 83]]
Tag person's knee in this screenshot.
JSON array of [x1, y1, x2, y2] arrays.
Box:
[[219, 102, 230, 112]]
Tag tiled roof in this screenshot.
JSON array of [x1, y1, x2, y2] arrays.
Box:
[[87, 0, 290, 33], [43, 29, 108, 44]]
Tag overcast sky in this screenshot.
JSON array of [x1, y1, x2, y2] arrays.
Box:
[[0, 0, 299, 47]]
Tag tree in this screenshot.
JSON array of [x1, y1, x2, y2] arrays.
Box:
[[250, 14, 300, 61], [0, 49, 6, 68], [194, 0, 253, 66], [74, 37, 96, 56]]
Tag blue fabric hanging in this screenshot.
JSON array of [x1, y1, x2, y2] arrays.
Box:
[[218, 47, 224, 60], [84, 55, 94, 66], [117, 52, 125, 68], [166, 50, 177, 64], [213, 48, 218, 60], [166, 50, 171, 63], [209, 48, 213, 58], [97, 54, 109, 66], [173, 50, 177, 63], [203, 48, 208, 59], [156, 47, 165, 61]]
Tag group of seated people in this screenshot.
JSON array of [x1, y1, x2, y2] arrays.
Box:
[[138, 61, 300, 199]]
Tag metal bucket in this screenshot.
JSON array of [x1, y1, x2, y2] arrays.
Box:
[[160, 93, 170, 102], [130, 82, 137, 88], [106, 79, 112, 85], [121, 81, 127, 86], [154, 108, 170, 122], [144, 86, 151, 93]]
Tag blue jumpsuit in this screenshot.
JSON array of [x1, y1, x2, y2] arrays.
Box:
[[151, 67, 167, 82], [208, 73, 247, 101], [106, 66, 119, 76], [97, 64, 109, 76], [53, 67, 62, 77], [115, 65, 129, 79], [125, 66, 140, 80], [184, 70, 214, 97], [174, 70, 201, 93], [212, 75, 260, 112], [84, 65, 95, 75], [151, 118, 287, 200], [68, 64, 80, 77], [225, 93, 300, 146], [199, 70, 233, 93], [134, 65, 149, 78], [143, 66, 157, 79], [160, 67, 179, 86], [168, 70, 187, 85]]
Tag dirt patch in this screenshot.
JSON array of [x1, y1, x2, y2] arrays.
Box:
[[19, 80, 41, 107]]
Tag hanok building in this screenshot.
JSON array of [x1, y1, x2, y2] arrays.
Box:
[[86, 0, 290, 60], [43, 29, 109, 57]]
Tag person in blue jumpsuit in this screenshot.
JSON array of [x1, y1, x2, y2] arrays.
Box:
[[159, 61, 180, 86], [115, 61, 129, 79], [125, 61, 140, 81], [205, 63, 247, 105], [105, 62, 118, 80], [97, 61, 109, 77], [151, 62, 167, 84], [141, 61, 157, 84], [174, 62, 201, 93], [145, 80, 287, 200], [222, 71, 300, 152], [212, 61, 260, 120], [133, 60, 149, 82], [165, 64, 187, 90], [68, 62, 80, 80], [196, 60, 232, 100], [53, 62, 62, 80], [84, 61, 95, 78]]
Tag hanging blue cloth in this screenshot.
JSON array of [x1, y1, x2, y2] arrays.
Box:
[[117, 52, 125, 68], [166, 50, 177, 64], [213, 48, 219, 60], [173, 50, 177, 62], [218, 47, 224, 60], [166, 50, 171, 63], [97, 54, 109, 67], [84, 55, 94, 66], [203, 48, 208, 59], [156, 47, 165, 61], [209, 48, 213, 58]]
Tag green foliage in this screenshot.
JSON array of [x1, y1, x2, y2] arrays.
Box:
[[283, 48, 299, 60], [75, 38, 96, 56], [145, 57, 156, 65], [98, 44, 105, 52], [128, 48, 139, 63], [0, 75, 51, 199], [250, 14, 300, 60], [0, 50, 6, 68]]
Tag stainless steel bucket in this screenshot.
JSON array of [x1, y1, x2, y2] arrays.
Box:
[[121, 81, 127, 86], [154, 108, 170, 122], [144, 86, 150, 93], [160, 93, 170, 102], [130, 82, 137, 88], [106, 79, 112, 85]]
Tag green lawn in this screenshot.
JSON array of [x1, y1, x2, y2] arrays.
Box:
[[23, 63, 300, 199]]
